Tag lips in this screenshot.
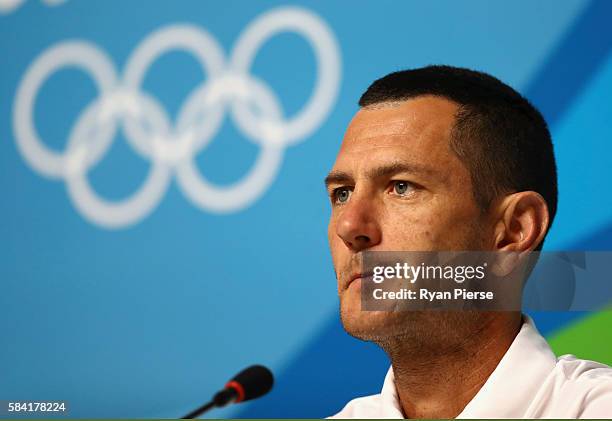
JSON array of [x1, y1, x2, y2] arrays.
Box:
[[344, 271, 373, 291]]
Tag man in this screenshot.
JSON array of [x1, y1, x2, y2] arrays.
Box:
[[325, 66, 612, 418]]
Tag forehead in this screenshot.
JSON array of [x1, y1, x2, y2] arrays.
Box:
[[336, 96, 460, 168]]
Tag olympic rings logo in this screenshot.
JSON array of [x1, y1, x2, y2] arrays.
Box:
[[0, 0, 65, 15], [12, 6, 341, 228]]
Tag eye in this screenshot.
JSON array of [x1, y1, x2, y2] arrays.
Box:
[[392, 181, 414, 196], [332, 187, 352, 204]]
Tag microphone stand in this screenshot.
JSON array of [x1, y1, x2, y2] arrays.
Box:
[[183, 387, 236, 419], [182, 401, 215, 419]]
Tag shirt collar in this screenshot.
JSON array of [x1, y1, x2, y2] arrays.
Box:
[[378, 315, 557, 418], [379, 367, 404, 417]]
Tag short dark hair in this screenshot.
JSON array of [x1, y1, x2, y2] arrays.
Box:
[[359, 65, 558, 250]]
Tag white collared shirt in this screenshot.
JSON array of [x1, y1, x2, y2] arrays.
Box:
[[330, 316, 612, 418]]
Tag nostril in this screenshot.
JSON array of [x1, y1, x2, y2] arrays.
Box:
[[343, 235, 371, 252], [355, 235, 370, 244]]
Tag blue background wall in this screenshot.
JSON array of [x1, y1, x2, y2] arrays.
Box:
[[1, 0, 611, 418]]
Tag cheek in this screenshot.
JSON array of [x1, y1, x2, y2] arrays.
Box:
[[327, 218, 336, 249], [327, 219, 342, 263], [384, 213, 439, 249], [383, 202, 477, 249]]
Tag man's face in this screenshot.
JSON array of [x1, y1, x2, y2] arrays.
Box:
[[326, 96, 492, 341]]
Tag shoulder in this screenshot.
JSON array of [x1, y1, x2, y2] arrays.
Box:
[[546, 354, 612, 417], [328, 394, 383, 419], [555, 354, 612, 388], [556, 354, 612, 379]]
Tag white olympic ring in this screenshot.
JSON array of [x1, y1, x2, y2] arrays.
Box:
[[0, 0, 65, 15], [12, 6, 341, 228]]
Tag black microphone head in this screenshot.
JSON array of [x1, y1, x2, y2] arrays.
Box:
[[229, 364, 274, 402]]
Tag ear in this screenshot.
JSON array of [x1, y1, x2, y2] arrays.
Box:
[[493, 191, 550, 252]]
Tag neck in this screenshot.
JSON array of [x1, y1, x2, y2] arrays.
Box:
[[379, 312, 522, 419]]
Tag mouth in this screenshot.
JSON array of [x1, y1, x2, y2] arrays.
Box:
[[344, 271, 373, 291]]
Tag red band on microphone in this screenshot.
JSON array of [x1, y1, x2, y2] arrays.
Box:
[[225, 380, 245, 403]]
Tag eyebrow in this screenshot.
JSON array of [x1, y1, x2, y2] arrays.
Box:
[[324, 161, 440, 188]]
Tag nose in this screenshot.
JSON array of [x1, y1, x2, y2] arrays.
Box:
[[335, 194, 382, 252]]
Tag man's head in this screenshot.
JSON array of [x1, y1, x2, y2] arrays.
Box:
[[326, 65, 557, 344]]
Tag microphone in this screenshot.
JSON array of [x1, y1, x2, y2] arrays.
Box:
[[182, 365, 274, 419]]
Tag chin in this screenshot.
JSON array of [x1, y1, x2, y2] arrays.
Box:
[[338, 291, 477, 347], [339, 294, 420, 342]]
